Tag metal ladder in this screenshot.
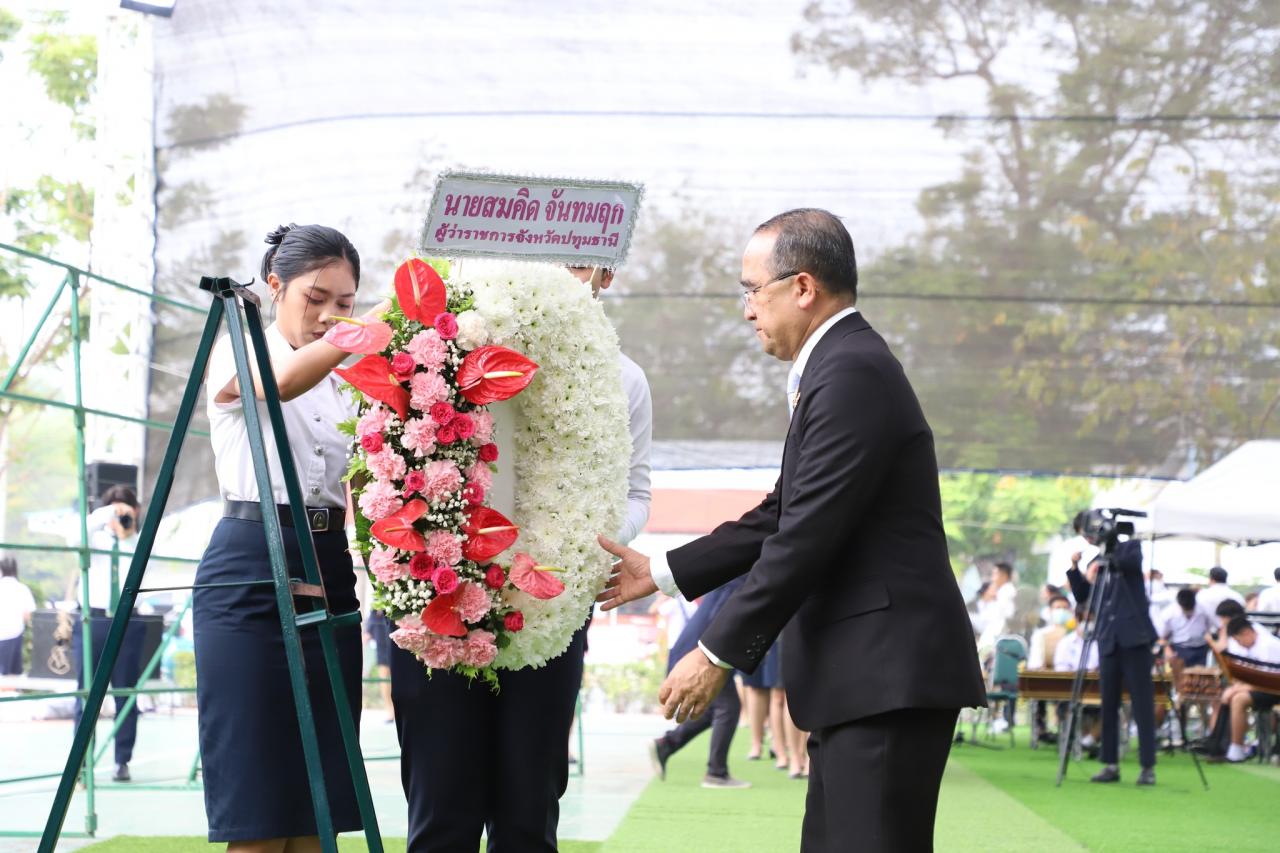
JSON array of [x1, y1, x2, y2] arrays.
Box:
[[39, 276, 383, 853]]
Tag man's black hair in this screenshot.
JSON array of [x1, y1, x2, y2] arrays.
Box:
[[1176, 588, 1197, 612], [1216, 599, 1245, 619], [1209, 566, 1228, 584], [1226, 615, 1254, 638]]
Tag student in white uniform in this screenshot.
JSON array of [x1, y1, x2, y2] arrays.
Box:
[[193, 223, 385, 847], [1256, 568, 1280, 613], [1157, 588, 1211, 668], [1195, 566, 1245, 621], [1214, 616, 1280, 763]]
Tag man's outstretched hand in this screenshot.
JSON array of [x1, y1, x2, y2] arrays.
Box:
[[596, 534, 657, 611]]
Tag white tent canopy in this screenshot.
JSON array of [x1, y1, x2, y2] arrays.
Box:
[[1151, 441, 1280, 544]]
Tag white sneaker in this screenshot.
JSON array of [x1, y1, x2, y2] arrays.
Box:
[[993, 718, 1009, 734]]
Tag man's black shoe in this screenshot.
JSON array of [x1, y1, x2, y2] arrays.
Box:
[[648, 739, 670, 781], [1090, 765, 1120, 783], [113, 763, 131, 782], [1136, 767, 1156, 786]]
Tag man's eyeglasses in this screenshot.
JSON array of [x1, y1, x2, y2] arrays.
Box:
[[740, 271, 801, 306]]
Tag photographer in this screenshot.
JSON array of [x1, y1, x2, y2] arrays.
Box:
[[1066, 513, 1158, 786], [67, 484, 146, 783]]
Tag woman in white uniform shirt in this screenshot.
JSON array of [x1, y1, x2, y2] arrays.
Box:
[[194, 224, 383, 852]]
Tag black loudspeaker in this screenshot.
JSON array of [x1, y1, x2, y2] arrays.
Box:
[[30, 609, 164, 679], [86, 461, 139, 509]]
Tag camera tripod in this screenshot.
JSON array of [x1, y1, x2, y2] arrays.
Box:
[[1055, 539, 1207, 790]]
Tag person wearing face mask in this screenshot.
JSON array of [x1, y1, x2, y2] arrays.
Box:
[[1028, 594, 1073, 744], [193, 224, 387, 850]]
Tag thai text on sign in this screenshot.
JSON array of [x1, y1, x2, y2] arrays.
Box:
[[420, 171, 643, 267]]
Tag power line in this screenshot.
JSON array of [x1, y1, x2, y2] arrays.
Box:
[[159, 108, 1280, 150]]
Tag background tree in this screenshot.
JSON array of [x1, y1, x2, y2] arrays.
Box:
[[794, 0, 1280, 476]]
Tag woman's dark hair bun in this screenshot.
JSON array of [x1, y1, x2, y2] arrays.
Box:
[[265, 223, 297, 246]]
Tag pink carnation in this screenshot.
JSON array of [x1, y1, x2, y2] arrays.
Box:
[[466, 461, 493, 491], [368, 547, 408, 584], [461, 629, 497, 668], [425, 530, 463, 566], [421, 459, 463, 503], [434, 312, 459, 340], [410, 371, 450, 410], [408, 553, 434, 580], [406, 328, 447, 370], [453, 413, 475, 440], [397, 612, 424, 631], [366, 447, 407, 482], [456, 581, 492, 623], [390, 628, 428, 655], [432, 566, 459, 595], [470, 411, 494, 444], [420, 636, 463, 669], [358, 480, 403, 521], [356, 405, 391, 440], [401, 416, 438, 458]]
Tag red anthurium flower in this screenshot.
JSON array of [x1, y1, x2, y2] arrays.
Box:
[[509, 552, 566, 600], [370, 499, 429, 551], [456, 346, 539, 405], [394, 258, 448, 326], [334, 355, 412, 421], [321, 316, 394, 354], [461, 506, 519, 562], [422, 590, 467, 637]]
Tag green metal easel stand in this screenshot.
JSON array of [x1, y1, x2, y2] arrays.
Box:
[[39, 276, 383, 853]]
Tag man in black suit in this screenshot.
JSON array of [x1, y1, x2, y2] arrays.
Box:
[[599, 209, 986, 852], [1065, 538, 1158, 785]]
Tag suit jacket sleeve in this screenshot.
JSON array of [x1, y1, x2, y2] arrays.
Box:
[[694, 354, 902, 672], [666, 482, 781, 601], [1066, 567, 1091, 606]]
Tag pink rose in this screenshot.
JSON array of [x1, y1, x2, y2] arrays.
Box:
[[432, 566, 459, 595], [456, 582, 492, 623], [360, 432, 384, 453], [390, 351, 416, 379], [478, 443, 499, 463], [408, 553, 433, 580], [403, 469, 427, 495], [430, 402, 455, 425], [503, 611, 524, 632], [484, 564, 505, 590], [453, 413, 475, 440], [434, 312, 459, 340], [436, 424, 458, 445], [461, 630, 497, 668], [462, 481, 485, 506]]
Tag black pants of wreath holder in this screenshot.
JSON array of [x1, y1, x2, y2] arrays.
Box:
[[391, 620, 587, 853]]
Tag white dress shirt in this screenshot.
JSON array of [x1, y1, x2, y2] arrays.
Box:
[[649, 306, 858, 667], [1235, 625, 1280, 665], [1156, 602, 1210, 646], [1195, 583, 1245, 621], [617, 353, 652, 545], [1256, 583, 1280, 613], [1054, 631, 1100, 671], [206, 322, 355, 508], [0, 576, 36, 641]]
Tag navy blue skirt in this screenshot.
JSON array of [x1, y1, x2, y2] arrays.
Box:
[[740, 641, 782, 690], [193, 517, 363, 842]]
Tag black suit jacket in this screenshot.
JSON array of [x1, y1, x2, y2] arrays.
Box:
[[667, 312, 986, 731], [1065, 539, 1155, 655]]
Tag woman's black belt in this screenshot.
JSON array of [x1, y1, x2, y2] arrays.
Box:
[[223, 500, 346, 533]]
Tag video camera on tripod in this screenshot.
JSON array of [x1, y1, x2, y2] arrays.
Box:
[[1073, 507, 1147, 552]]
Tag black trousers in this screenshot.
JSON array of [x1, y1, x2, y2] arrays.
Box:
[[391, 624, 586, 853], [658, 677, 741, 777], [71, 614, 144, 766], [801, 707, 958, 853], [1099, 643, 1156, 768]]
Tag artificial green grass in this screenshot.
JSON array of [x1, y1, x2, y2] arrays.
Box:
[[79, 837, 601, 852], [948, 737, 1278, 852]]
